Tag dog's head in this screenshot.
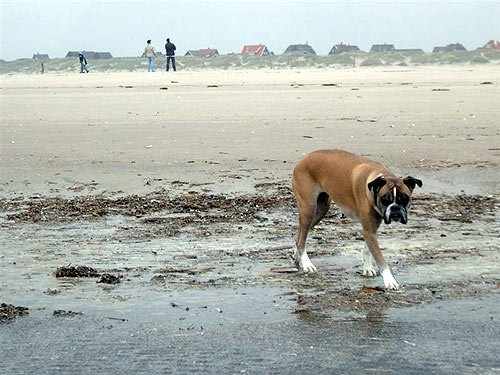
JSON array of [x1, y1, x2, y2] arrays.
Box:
[[368, 175, 422, 224]]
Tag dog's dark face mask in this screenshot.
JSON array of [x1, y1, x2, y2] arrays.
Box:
[[368, 175, 423, 224]]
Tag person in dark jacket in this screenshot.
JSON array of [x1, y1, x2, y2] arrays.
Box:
[[79, 52, 89, 73], [165, 38, 177, 72]]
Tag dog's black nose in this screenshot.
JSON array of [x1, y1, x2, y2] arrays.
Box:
[[390, 212, 402, 221], [390, 211, 407, 224]]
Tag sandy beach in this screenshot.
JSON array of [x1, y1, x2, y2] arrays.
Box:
[[2, 66, 499, 197], [1, 66, 499, 373]]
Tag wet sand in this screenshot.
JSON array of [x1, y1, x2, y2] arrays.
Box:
[[1, 67, 499, 373]]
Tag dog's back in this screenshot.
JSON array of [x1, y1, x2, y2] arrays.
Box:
[[293, 149, 387, 205]]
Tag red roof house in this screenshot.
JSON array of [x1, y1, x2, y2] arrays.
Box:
[[241, 44, 271, 56], [477, 40, 500, 50], [329, 43, 361, 55]]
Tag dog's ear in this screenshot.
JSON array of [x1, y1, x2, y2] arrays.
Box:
[[368, 175, 387, 193], [403, 176, 423, 192]]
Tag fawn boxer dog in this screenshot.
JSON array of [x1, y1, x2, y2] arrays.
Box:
[[291, 149, 422, 290]]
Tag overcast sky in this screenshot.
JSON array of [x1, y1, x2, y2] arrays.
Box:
[[1, 0, 499, 60]]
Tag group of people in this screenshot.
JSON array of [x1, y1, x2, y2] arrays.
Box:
[[76, 38, 177, 74], [144, 38, 177, 72]]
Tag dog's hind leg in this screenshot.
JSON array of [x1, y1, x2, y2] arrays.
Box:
[[292, 185, 330, 273]]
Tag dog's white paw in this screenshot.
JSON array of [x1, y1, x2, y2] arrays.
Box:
[[362, 268, 377, 277], [382, 269, 400, 290], [298, 254, 317, 273], [384, 280, 400, 291], [293, 249, 317, 273], [301, 260, 317, 274]]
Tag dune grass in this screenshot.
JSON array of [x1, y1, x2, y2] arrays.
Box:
[[1, 51, 499, 74]]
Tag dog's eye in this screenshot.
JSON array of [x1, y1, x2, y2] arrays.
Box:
[[381, 194, 392, 206], [396, 194, 410, 206]]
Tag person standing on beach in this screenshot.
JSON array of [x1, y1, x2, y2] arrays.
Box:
[[165, 38, 177, 72], [79, 52, 89, 73], [144, 40, 156, 72]]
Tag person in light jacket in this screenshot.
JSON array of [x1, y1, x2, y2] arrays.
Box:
[[144, 40, 156, 72]]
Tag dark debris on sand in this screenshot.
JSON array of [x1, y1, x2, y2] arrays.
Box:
[[2, 189, 291, 223], [290, 279, 498, 317], [55, 265, 100, 278], [1, 187, 497, 227], [54, 266, 122, 284], [0, 303, 29, 324], [412, 194, 497, 223], [53, 310, 83, 317], [97, 273, 122, 284]]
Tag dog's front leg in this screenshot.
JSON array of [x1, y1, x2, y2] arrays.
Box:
[[362, 243, 377, 277], [362, 230, 399, 290]]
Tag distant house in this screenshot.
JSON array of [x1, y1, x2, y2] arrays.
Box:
[[432, 43, 467, 53], [65, 51, 113, 59], [329, 43, 361, 55], [432, 46, 448, 53], [241, 44, 271, 57], [477, 40, 500, 50], [284, 43, 316, 55], [370, 44, 395, 52], [446, 43, 467, 52], [94, 52, 113, 59], [185, 48, 219, 58], [32, 53, 50, 60]]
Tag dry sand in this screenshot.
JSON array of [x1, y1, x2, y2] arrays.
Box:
[[2, 66, 499, 197]]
